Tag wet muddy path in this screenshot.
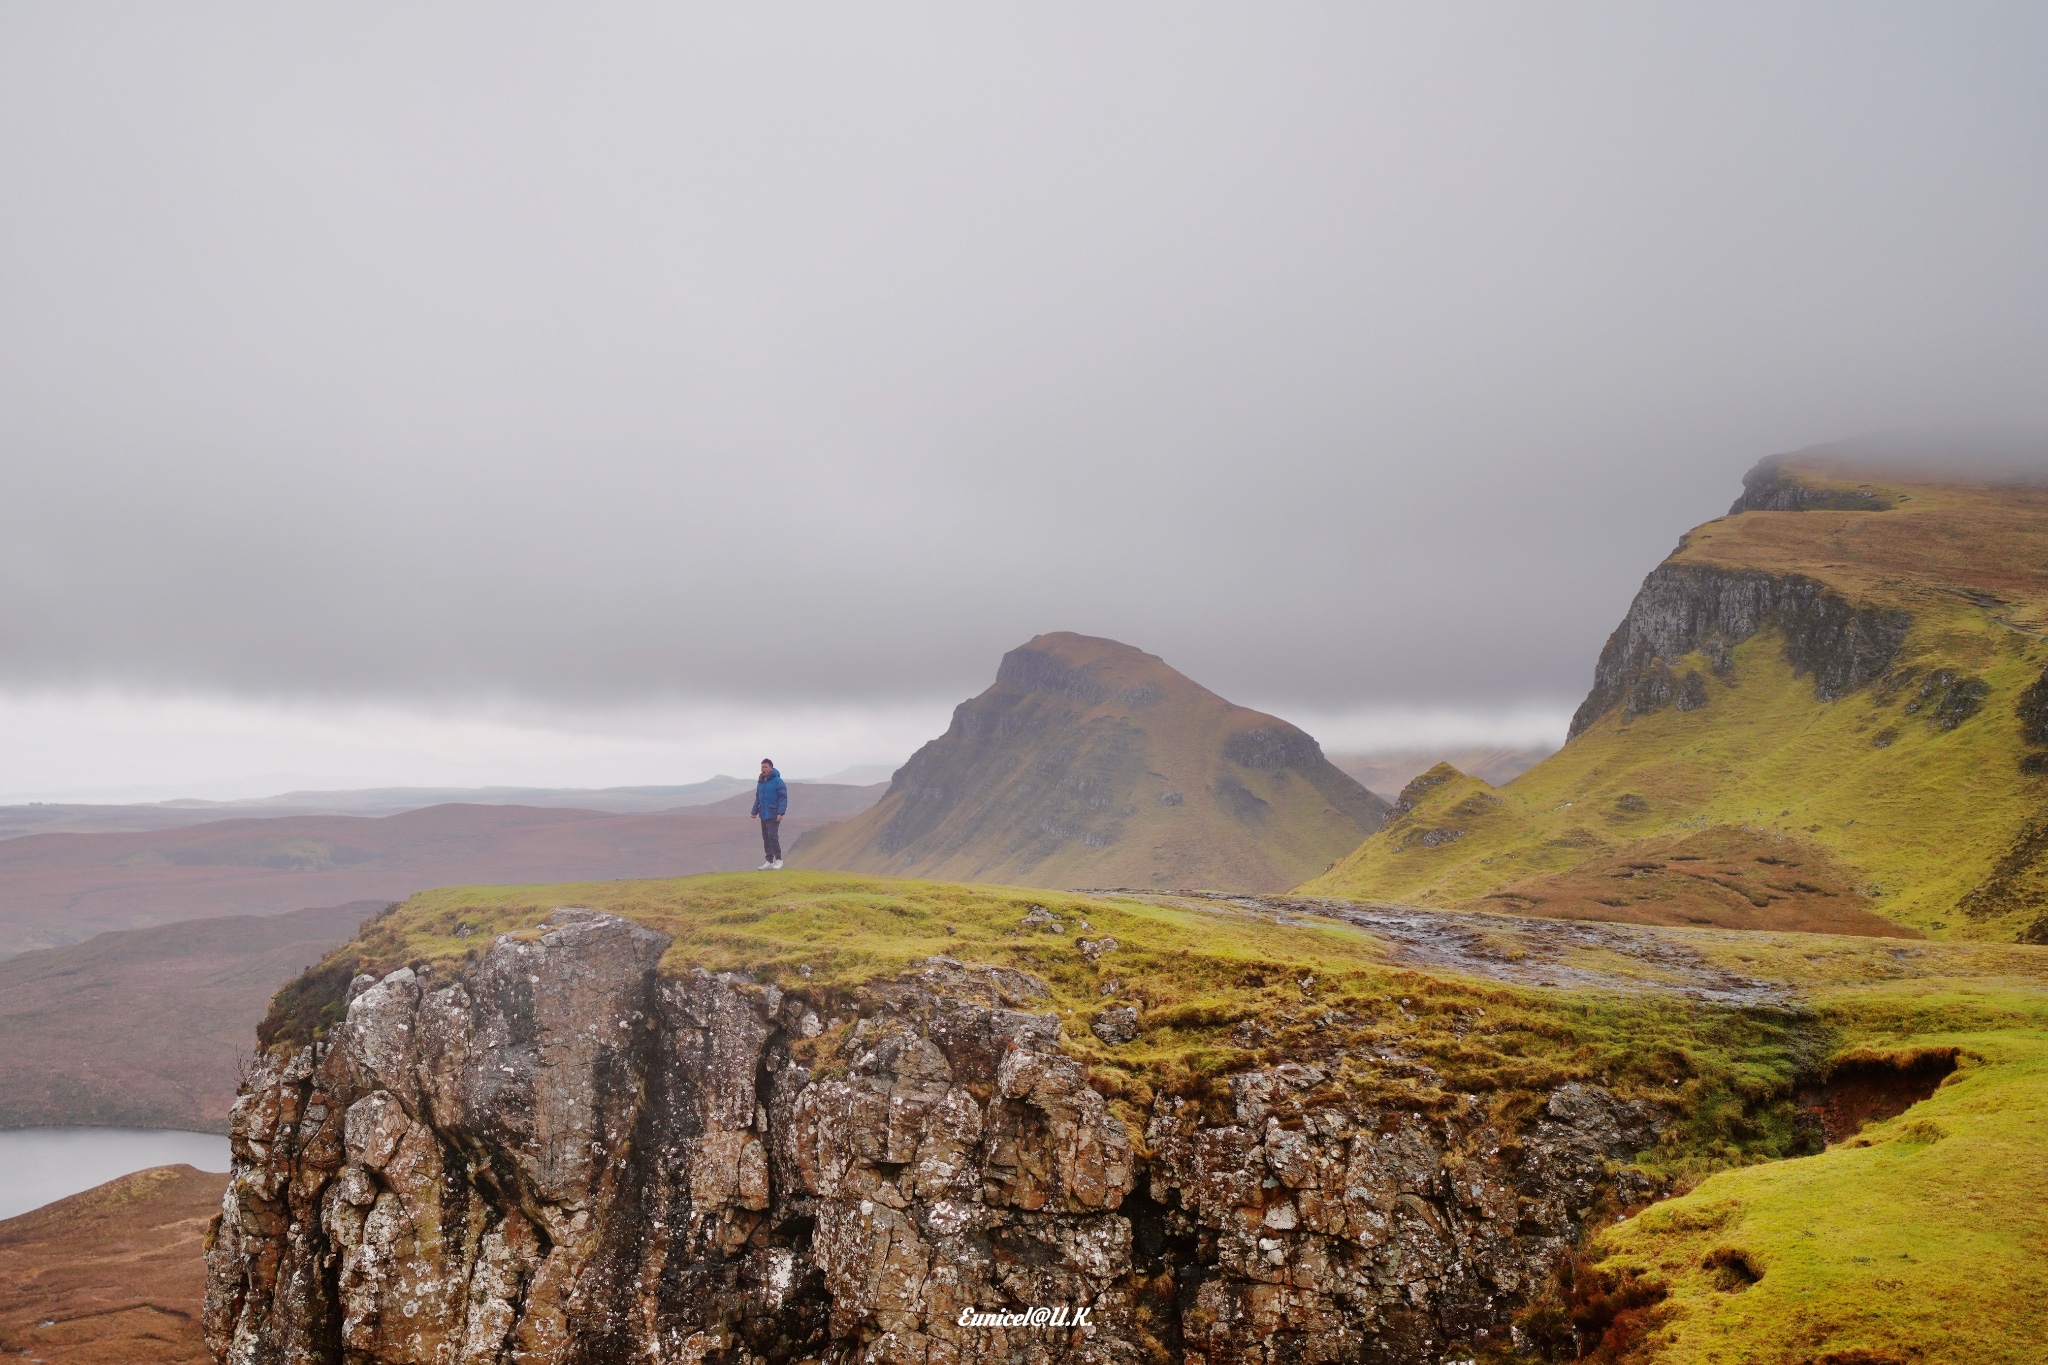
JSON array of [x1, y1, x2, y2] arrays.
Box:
[[1100, 890, 1799, 1007]]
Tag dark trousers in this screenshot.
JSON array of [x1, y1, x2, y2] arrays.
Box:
[[760, 817, 782, 862]]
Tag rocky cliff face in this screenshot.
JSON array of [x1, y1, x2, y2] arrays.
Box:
[[1568, 562, 1910, 738], [1571, 456, 1919, 740], [208, 909, 1655, 1365], [1726, 455, 1895, 513]]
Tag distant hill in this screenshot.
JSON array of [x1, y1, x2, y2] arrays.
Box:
[[0, 903, 377, 1131], [791, 632, 1387, 891], [1329, 746, 1555, 802], [1304, 446, 2048, 941], [0, 1165, 222, 1365], [0, 776, 759, 839], [0, 801, 851, 957]]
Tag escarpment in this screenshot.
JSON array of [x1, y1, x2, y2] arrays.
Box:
[[208, 908, 1659, 1365], [1313, 448, 2048, 939], [1726, 454, 1896, 513], [1568, 562, 1911, 738], [1570, 454, 1928, 739]]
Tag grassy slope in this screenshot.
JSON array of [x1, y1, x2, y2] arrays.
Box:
[[1590, 980, 2048, 1363], [1304, 457, 2048, 942], [0, 1164, 223, 1365]]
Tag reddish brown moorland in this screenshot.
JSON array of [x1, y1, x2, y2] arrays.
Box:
[[0, 1165, 224, 1365], [1471, 824, 1913, 937], [0, 789, 880, 958], [0, 903, 379, 1131]]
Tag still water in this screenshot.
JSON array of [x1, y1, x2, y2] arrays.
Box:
[[0, 1127, 231, 1220]]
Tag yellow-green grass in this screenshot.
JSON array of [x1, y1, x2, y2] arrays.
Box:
[[1304, 617, 2048, 940], [273, 871, 1842, 1174], [1587, 982, 2048, 1364], [262, 871, 2048, 1357], [1306, 452, 2048, 942]]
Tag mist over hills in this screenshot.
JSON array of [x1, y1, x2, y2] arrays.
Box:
[[793, 632, 1387, 890], [0, 773, 896, 840], [18, 452, 2048, 1365], [1307, 447, 2048, 943], [1328, 746, 1554, 802], [3, 3, 2045, 1351]]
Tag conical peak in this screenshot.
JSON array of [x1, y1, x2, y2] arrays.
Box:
[[794, 630, 1388, 890]]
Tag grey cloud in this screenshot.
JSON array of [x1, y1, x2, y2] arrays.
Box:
[[2, 5, 2046, 714]]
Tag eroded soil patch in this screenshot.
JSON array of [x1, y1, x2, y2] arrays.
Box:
[[1469, 824, 1913, 939], [1797, 1046, 1958, 1143]]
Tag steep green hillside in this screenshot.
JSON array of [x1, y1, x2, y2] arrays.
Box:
[[1305, 449, 2048, 943], [791, 632, 1387, 891]]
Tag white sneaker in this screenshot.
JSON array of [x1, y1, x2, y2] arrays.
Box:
[[771, 859, 784, 870], [758, 861, 774, 870]]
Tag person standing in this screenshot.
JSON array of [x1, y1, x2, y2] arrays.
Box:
[[751, 758, 788, 869]]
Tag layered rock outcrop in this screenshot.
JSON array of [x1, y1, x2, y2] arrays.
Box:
[[1568, 563, 1910, 738], [1726, 455, 1896, 514], [1570, 455, 1919, 739], [207, 910, 1655, 1364]]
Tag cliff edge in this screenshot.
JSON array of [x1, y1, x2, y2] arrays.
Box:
[[205, 881, 1705, 1365]]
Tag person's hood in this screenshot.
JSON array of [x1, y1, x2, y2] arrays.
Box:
[[759, 767, 781, 781]]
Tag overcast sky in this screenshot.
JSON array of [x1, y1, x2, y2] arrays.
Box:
[[3, 5, 2046, 797]]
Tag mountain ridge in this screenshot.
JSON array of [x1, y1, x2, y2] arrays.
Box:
[[1304, 446, 2048, 941]]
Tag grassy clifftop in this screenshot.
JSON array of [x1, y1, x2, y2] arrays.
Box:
[[1584, 980, 2048, 1362], [1304, 450, 2048, 943], [261, 869, 2048, 1361], [269, 871, 1825, 1168]]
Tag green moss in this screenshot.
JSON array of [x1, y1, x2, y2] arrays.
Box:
[[1586, 985, 2048, 1363]]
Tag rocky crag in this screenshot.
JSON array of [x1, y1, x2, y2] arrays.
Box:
[[1566, 561, 1911, 739], [1309, 444, 2048, 940], [208, 908, 1656, 1365], [792, 633, 1387, 893]]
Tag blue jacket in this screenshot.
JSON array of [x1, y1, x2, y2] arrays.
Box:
[[750, 768, 788, 820]]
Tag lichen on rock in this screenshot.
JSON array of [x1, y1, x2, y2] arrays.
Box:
[[208, 911, 1659, 1364]]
